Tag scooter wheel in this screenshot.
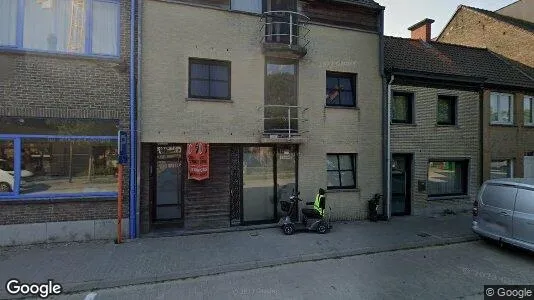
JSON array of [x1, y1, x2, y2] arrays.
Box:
[[282, 224, 295, 235], [317, 223, 327, 234]]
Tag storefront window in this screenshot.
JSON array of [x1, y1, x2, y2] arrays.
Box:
[[0, 140, 15, 193], [20, 139, 117, 195], [0, 117, 119, 199], [427, 161, 468, 197]]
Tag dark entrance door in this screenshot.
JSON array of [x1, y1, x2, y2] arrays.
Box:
[[391, 154, 412, 216], [152, 144, 183, 226]]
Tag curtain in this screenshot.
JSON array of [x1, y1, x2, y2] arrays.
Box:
[[92, 0, 119, 55], [231, 0, 262, 13], [0, 0, 18, 46], [23, 0, 79, 52]]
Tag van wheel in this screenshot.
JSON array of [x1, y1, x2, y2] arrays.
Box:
[[0, 182, 11, 193]]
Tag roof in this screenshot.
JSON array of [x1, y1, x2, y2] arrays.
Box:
[[333, 0, 384, 10], [484, 178, 534, 189], [384, 36, 534, 90]]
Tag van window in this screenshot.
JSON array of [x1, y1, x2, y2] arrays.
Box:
[[481, 184, 517, 210], [514, 189, 534, 214]]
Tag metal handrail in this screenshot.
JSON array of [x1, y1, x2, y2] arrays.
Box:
[[260, 105, 306, 139], [260, 10, 310, 49]]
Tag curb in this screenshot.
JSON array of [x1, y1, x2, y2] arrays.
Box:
[[1, 235, 479, 299]]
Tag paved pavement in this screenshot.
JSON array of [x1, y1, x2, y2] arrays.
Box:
[[54, 241, 534, 300], [0, 213, 477, 299]]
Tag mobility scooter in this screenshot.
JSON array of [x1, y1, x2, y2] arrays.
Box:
[[278, 189, 332, 235]]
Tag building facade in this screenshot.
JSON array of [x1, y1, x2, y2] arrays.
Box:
[[139, 0, 385, 233], [496, 0, 534, 23], [384, 21, 534, 217], [0, 0, 133, 245]]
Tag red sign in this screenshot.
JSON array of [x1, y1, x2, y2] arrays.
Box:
[[187, 142, 210, 181]]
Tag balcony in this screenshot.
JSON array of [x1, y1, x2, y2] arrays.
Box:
[[258, 105, 309, 143], [260, 11, 310, 59]]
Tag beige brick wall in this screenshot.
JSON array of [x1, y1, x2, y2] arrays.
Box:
[[438, 8, 534, 68], [391, 85, 480, 216], [141, 1, 383, 220]]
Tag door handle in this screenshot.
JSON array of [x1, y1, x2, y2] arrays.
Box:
[[527, 222, 534, 226], [499, 211, 509, 216]]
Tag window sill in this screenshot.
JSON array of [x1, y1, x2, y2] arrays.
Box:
[[325, 105, 359, 110], [427, 195, 469, 201], [490, 123, 516, 127], [326, 188, 360, 193], [186, 98, 233, 103], [0, 47, 121, 62], [436, 124, 459, 128], [391, 122, 417, 126], [524, 124, 534, 128], [0, 195, 117, 204]]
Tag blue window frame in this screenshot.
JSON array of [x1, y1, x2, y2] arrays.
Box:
[[0, 0, 120, 57], [0, 134, 119, 201]]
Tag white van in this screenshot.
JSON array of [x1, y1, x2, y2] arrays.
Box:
[[472, 178, 534, 252]]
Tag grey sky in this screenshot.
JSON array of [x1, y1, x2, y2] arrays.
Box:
[[376, 0, 518, 38]]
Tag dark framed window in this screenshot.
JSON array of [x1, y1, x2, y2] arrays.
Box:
[[326, 154, 356, 189], [427, 160, 468, 197], [189, 58, 231, 99], [437, 95, 457, 125], [525, 96, 534, 126], [392, 92, 414, 123], [490, 160, 513, 179], [326, 72, 356, 107]]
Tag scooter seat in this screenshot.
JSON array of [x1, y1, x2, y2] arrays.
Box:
[[302, 208, 321, 219]]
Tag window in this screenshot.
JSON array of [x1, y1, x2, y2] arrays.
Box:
[[437, 95, 457, 125], [490, 160, 513, 179], [525, 96, 534, 126], [391, 92, 413, 123], [189, 58, 231, 99], [427, 160, 468, 197], [231, 0, 262, 13], [0, 117, 119, 199], [326, 72, 356, 107], [265, 60, 297, 133], [514, 188, 534, 214], [490, 92, 514, 124], [481, 184, 516, 210], [327, 154, 356, 189], [0, 0, 120, 56]]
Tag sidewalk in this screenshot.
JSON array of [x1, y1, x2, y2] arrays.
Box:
[[0, 213, 477, 299]]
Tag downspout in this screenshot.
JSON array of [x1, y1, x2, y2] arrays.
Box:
[[129, 0, 138, 239], [136, 0, 142, 236], [386, 74, 394, 220], [479, 85, 484, 187], [378, 7, 390, 219]]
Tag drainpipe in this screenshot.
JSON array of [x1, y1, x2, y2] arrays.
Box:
[[378, 7, 390, 220], [136, 0, 143, 236], [129, 0, 138, 239], [386, 74, 394, 220]]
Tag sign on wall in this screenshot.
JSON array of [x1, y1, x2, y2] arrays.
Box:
[[187, 142, 210, 181]]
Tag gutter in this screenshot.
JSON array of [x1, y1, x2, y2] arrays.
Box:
[[129, 0, 138, 239]]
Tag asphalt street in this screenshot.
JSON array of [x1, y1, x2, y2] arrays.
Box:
[[50, 240, 534, 300]]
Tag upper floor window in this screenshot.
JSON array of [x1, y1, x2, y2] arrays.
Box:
[[0, 0, 120, 57], [524, 96, 534, 126], [231, 0, 262, 13], [326, 72, 357, 107], [189, 58, 231, 100], [391, 92, 414, 124], [490, 92, 514, 125], [437, 95, 457, 125]]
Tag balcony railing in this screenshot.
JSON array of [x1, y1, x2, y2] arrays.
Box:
[[260, 11, 310, 58], [259, 105, 309, 140]]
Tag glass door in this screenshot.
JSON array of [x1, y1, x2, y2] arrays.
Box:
[[276, 145, 297, 219], [153, 145, 183, 223], [243, 147, 275, 223], [391, 154, 412, 216]]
